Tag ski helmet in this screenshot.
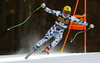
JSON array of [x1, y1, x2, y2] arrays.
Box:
[[63, 6, 71, 14]]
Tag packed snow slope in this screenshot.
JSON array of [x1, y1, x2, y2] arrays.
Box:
[[0, 52, 100, 63]]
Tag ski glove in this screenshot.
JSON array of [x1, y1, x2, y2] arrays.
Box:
[[41, 3, 46, 8], [90, 24, 94, 28]]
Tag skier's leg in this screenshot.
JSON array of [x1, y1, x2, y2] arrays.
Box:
[[25, 32, 53, 59], [43, 34, 63, 52], [33, 26, 54, 50]]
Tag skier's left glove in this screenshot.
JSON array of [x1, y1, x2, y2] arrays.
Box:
[[41, 3, 46, 8], [89, 24, 94, 28]]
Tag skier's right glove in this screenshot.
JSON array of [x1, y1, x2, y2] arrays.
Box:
[[41, 3, 46, 8]]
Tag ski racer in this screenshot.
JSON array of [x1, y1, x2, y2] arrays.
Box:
[[32, 3, 94, 54]]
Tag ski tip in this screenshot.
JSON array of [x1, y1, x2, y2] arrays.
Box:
[[25, 58, 27, 60], [25, 57, 28, 60]]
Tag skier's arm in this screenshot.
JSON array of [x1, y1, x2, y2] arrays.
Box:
[[71, 16, 94, 28], [71, 16, 88, 26], [41, 3, 60, 16], [45, 7, 61, 16]]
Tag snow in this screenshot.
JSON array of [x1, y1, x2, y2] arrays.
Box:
[[0, 52, 100, 63]]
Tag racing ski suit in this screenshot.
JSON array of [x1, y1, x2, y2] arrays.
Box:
[[34, 7, 88, 52]]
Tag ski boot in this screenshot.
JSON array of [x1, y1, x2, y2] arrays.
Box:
[[41, 47, 49, 54]]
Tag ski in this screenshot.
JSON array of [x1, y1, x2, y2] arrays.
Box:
[[40, 51, 49, 55], [25, 49, 36, 60]]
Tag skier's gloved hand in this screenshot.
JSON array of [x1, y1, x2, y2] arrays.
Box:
[[89, 24, 94, 28], [41, 3, 46, 8]]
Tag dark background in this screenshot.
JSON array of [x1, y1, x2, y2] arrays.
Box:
[[0, 0, 100, 55]]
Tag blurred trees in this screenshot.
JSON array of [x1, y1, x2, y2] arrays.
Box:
[[0, 0, 100, 55]]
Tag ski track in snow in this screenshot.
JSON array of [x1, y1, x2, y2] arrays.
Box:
[[0, 52, 100, 63]]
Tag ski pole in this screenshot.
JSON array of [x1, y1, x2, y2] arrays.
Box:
[[7, 6, 41, 31], [70, 27, 91, 42]]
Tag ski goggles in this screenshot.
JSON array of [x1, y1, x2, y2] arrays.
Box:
[[63, 11, 70, 14]]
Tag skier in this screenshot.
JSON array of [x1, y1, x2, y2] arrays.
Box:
[[31, 3, 94, 54]]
